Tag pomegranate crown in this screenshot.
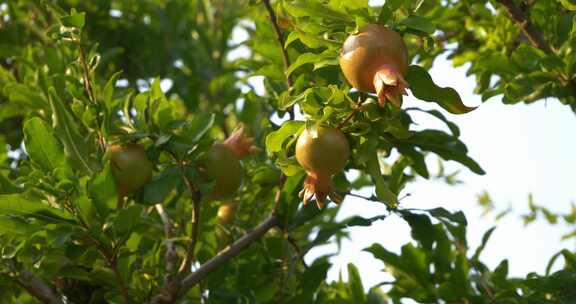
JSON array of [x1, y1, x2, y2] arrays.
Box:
[[223, 124, 262, 159]]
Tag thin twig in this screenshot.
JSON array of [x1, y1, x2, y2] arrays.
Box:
[[178, 170, 202, 274], [262, 0, 293, 89], [76, 35, 106, 151], [262, 0, 295, 120], [286, 234, 309, 269], [337, 95, 367, 130], [155, 204, 178, 283], [109, 259, 131, 304], [15, 270, 61, 304]]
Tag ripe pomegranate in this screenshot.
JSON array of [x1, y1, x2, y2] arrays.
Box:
[[217, 202, 238, 224], [295, 126, 349, 208], [339, 24, 409, 107], [110, 143, 153, 197]]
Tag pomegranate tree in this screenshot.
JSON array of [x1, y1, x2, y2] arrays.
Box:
[[295, 125, 350, 208], [340, 24, 409, 107]]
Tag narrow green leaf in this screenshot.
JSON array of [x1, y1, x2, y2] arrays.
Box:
[[185, 113, 215, 142], [406, 65, 476, 114], [348, 263, 367, 304], [367, 154, 398, 207], [88, 165, 117, 219], [400, 15, 435, 34], [49, 87, 95, 175], [0, 194, 74, 223]]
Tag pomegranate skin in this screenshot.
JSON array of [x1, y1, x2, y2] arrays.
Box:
[[204, 143, 243, 200], [295, 126, 349, 176], [295, 126, 349, 208], [110, 143, 153, 197], [339, 24, 409, 106]]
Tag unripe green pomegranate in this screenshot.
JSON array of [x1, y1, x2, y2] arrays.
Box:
[[217, 202, 238, 224], [295, 126, 349, 208], [340, 24, 409, 107], [110, 143, 153, 197], [204, 143, 243, 200]]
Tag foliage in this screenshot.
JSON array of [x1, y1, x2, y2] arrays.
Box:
[[0, 0, 574, 303]]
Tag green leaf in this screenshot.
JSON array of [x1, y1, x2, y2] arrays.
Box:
[[406, 65, 476, 114], [348, 263, 367, 304], [400, 15, 435, 34], [405, 108, 460, 137], [266, 121, 304, 153], [0, 216, 39, 235], [102, 71, 123, 108], [472, 226, 496, 261], [367, 287, 388, 304], [367, 153, 398, 207], [283, 1, 352, 22], [0, 194, 74, 223], [114, 205, 143, 234], [185, 113, 215, 142], [427, 207, 467, 226], [60, 10, 86, 29], [287, 49, 339, 76], [87, 165, 117, 219], [23, 117, 71, 175], [141, 168, 180, 205], [403, 130, 485, 175], [559, 0, 576, 11], [48, 88, 95, 175]]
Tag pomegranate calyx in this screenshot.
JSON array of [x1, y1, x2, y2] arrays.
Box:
[[298, 173, 342, 209], [223, 124, 261, 159], [373, 65, 409, 107]]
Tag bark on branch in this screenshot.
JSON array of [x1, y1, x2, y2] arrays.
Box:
[[16, 271, 61, 304], [150, 216, 278, 303], [495, 0, 576, 96]]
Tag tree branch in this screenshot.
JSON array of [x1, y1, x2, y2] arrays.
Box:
[[15, 271, 61, 304], [262, 0, 293, 89], [495, 0, 576, 97], [262, 0, 296, 119], [494, 0, 552, 53], [178, 216, 278, 295], [109, 259, 131, 304], [150, 216, 278, 303], [178, 171, 202, 274], [155, 204, 178, 283]]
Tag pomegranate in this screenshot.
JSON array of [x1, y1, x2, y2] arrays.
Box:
[[110, 143, 153, 197], [339, 24, 409, 107], [217, 202, 238, 224], [222, 124, 261, 159], [295, 126, 349, 208], [204, 143, 243, 200]]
